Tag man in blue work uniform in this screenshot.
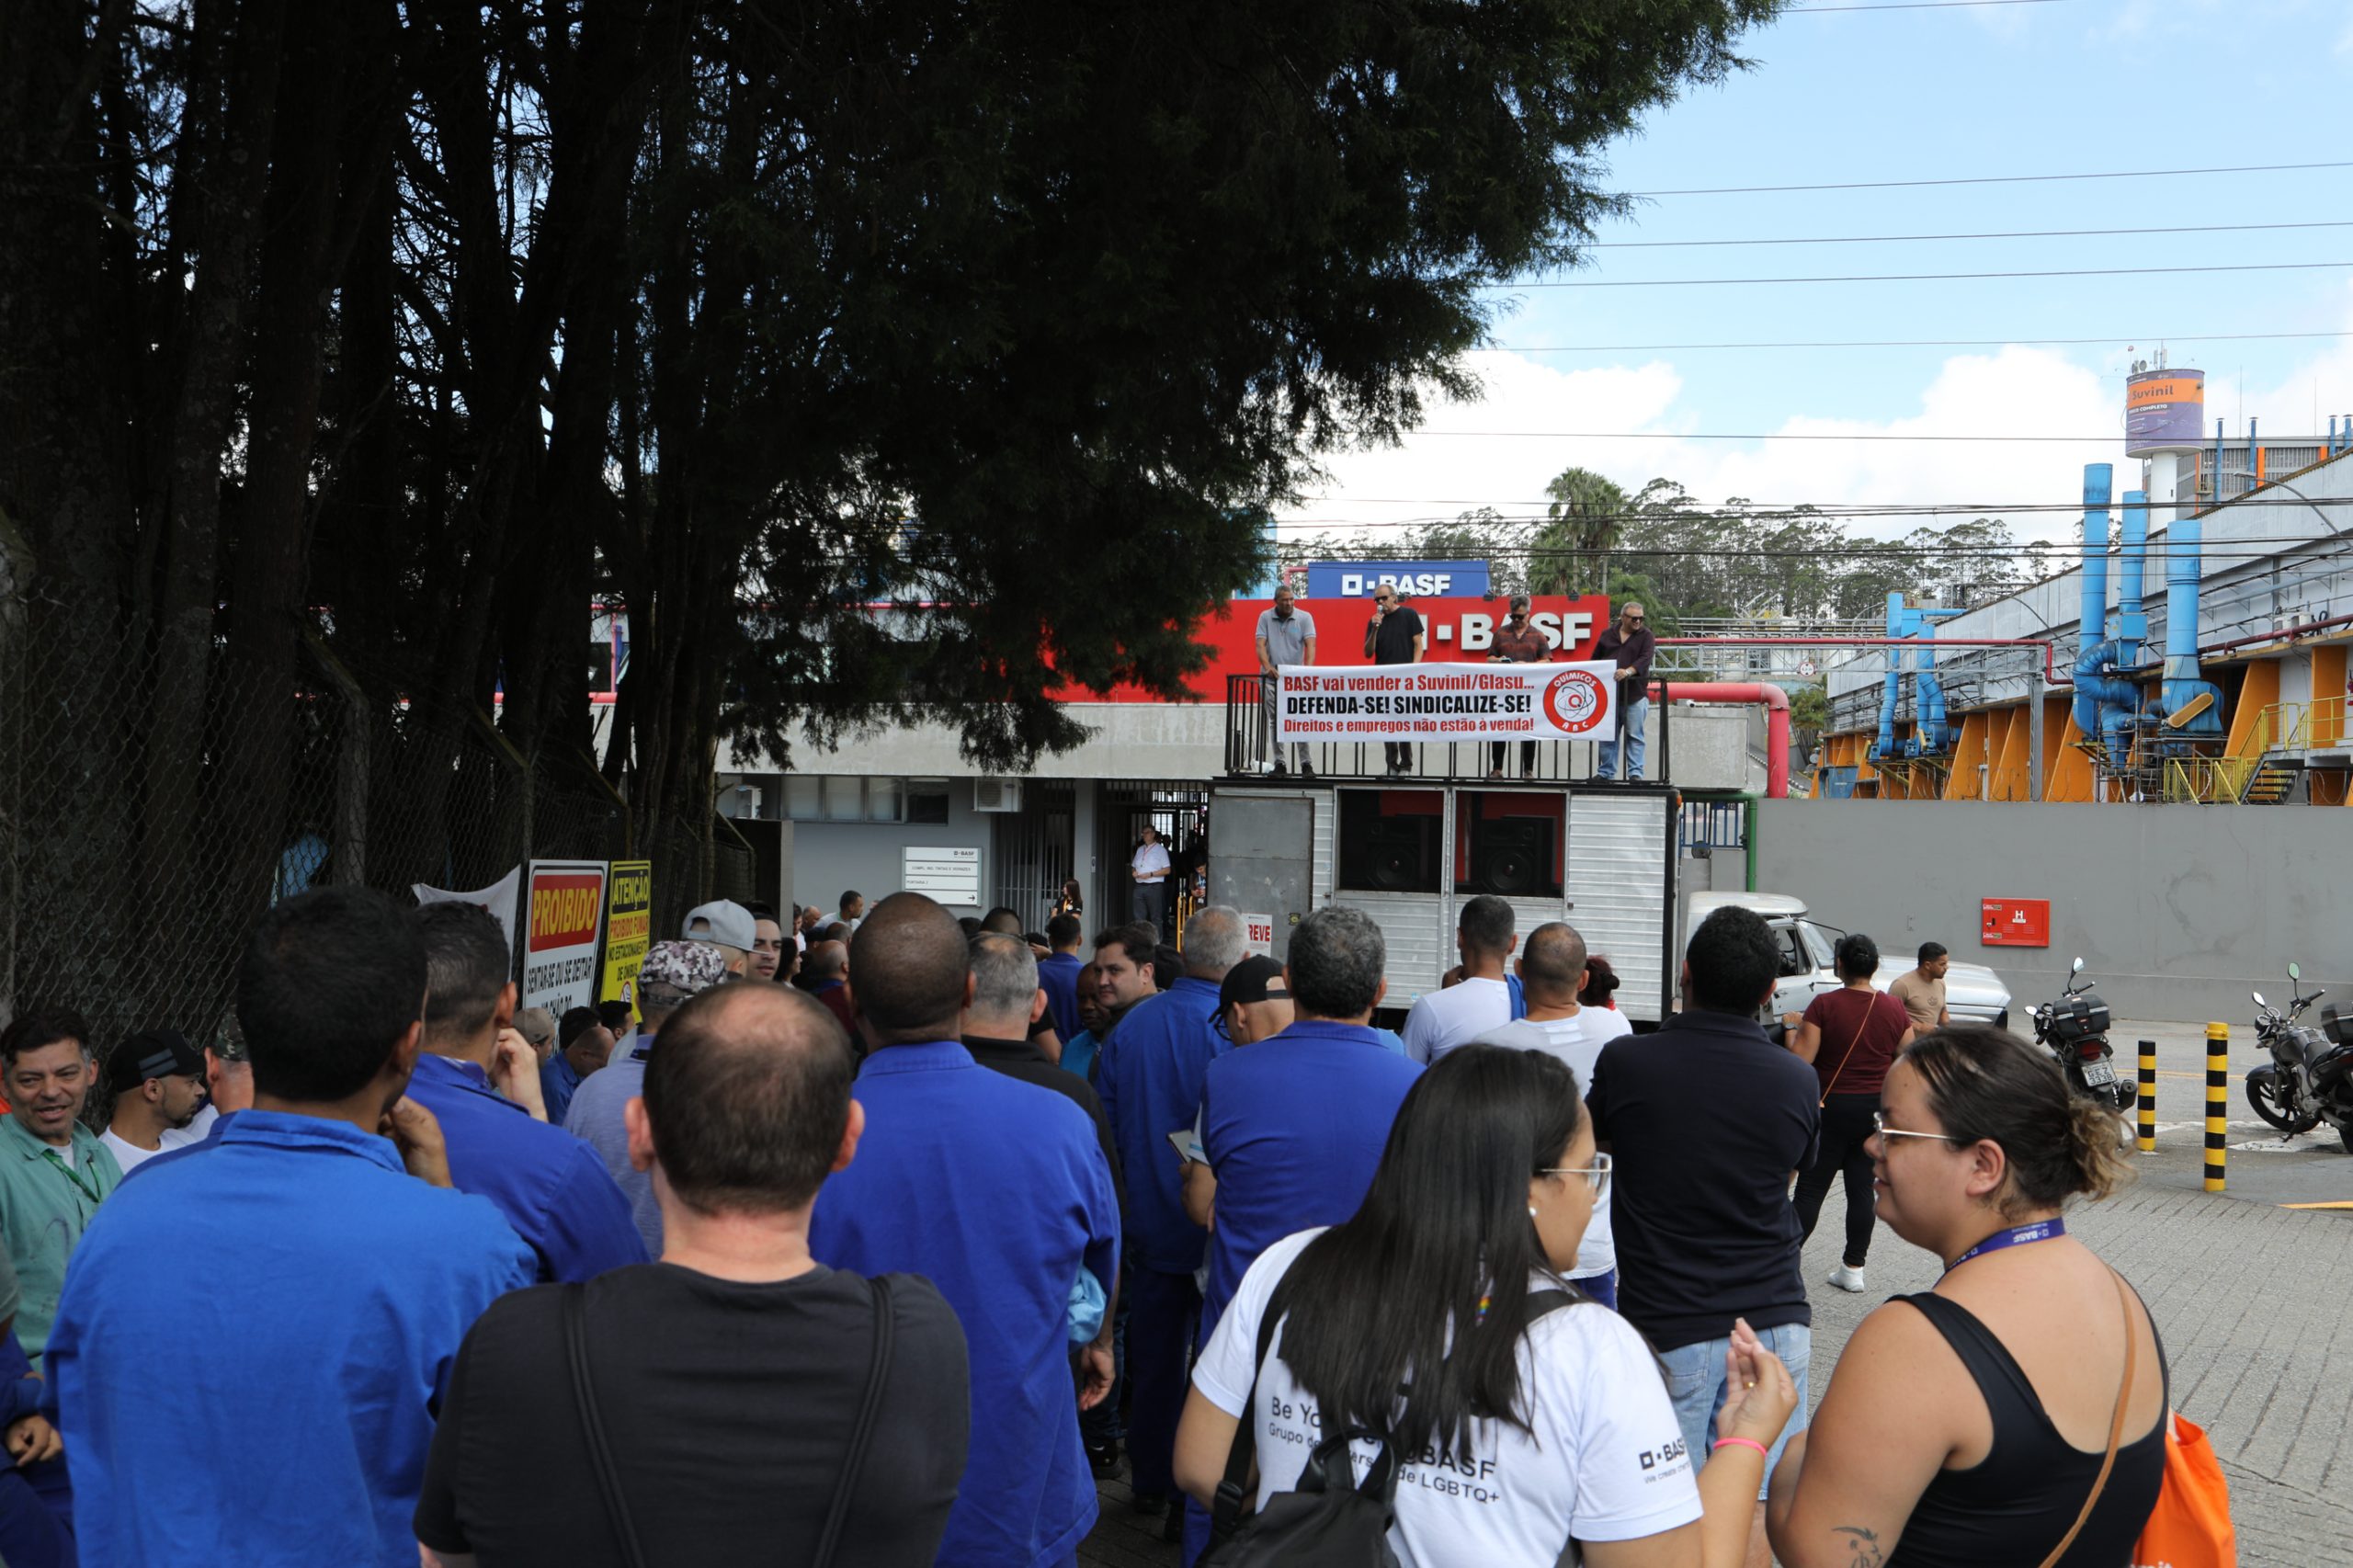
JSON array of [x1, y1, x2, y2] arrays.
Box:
[[407, 903, 647, 1282], [1183, 903, 1423, 1565], [1036, 915, 1088, 1042], [49, 886, 536, 1568], [811, 893, 1120, 1568], [1091, 905, 1242, 1520]]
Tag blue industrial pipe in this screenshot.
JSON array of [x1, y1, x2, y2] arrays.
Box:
[[2071, 465, 2139, 769], [1873, 589, 1901, 760], [2162, 472, 2224, 740]]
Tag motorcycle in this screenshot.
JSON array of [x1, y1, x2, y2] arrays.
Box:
[[2245, 961, 2353, 1153], [2029, 957, 2131, 1112]]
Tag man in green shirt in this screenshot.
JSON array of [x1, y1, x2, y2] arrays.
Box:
[[0, 1009, 122, 1363]]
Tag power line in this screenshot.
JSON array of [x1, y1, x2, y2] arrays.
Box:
[[1627, 160, 2353, 198], [1270, 495, 2353, 523], [1404, 431, 2129, 441], [1504, 260, 2353, 290], [1586, 220, 2353, 249], [1466, 330, 2353, 353]]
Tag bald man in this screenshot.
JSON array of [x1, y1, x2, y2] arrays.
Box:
[[808, 894, 1120, 1568]]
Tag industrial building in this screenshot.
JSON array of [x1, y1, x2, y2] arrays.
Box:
[[1817, 365, 2353, 806]]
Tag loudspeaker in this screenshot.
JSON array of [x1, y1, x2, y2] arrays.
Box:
[[1339, 814, 1439, 893], [1465, 817, 1555, 897]]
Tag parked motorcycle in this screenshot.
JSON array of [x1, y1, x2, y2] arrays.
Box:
[[2029, 958, 2131, 1112], [2245, 962, 2353, 1153]]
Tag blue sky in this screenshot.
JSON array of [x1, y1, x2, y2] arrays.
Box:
[[1287, 0, 2353, 550]]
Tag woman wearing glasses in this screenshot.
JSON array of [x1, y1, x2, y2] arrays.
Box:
[[1767, 1026, 2165, 1567], [1174, 1046, 1797, 1567]]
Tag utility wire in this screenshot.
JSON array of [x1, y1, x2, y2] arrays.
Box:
[[1271, 496, 2353, 522], [1504, 260, 2353, 290], [1404, 431, 2135, 441], [1464, 330, 2353, 352], [1585, 220, 2353, 249], [1627, 160, 2353, 198]]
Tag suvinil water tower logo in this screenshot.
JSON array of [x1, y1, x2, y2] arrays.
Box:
[[1542, 669, 1609, 735]]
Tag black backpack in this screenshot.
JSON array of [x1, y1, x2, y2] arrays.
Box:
[[1203, 1286, 1578, 1566]]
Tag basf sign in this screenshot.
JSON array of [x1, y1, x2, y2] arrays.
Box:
[[1305, 561, 1491, 599]]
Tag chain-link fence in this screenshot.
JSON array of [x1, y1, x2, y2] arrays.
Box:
[[0, 610, 746, 1098]]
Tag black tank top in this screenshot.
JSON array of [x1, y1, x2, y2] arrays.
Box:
[[1888, 1291, 2167, 1568]]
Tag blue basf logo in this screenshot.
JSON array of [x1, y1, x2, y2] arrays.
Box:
[[1304, 561, 1491, 599]]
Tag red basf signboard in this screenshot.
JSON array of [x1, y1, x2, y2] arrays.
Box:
[[1064, 595, 1611, 703]]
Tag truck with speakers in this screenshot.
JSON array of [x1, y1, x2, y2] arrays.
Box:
[[1204, 779, 1684, 1027]]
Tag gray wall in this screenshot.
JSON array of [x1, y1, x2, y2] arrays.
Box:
[[788, 797, 993, 919], [1753, 799, 2350, 1023]]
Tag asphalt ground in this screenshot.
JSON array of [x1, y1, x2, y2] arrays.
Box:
[[1082, 1018, 2353, 1566]]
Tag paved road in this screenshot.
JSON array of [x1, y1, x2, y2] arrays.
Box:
[[1081, 1019, 2353, 1566]]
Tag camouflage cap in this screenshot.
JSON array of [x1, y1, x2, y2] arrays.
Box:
[[638, 938, 729, 994]]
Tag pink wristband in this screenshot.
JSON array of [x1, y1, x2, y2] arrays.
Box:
[[1711, 1437, 1770, 1460]]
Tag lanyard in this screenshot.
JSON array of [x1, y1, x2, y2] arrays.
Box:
[[40, 1148, 106, 1211], [1945, 1217, 2065, 1275]]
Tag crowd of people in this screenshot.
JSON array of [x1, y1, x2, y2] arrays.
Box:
[[0, 875, 2169, 1567]]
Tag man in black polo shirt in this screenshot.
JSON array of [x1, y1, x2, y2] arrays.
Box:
[[961, 934, 1124, 1207], [1587, 904, 1818, 1558], [1363, 583, 1425, 777]]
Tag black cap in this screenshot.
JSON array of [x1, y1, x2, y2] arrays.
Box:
[[108, 1028, 205, 1093], [1218, 956, 1290, 1014]]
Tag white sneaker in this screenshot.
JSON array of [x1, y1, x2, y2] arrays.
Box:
[[1826, 1264, 1868, 1293]]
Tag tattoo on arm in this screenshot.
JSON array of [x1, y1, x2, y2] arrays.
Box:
[[1831, 1526, 1886, 1568]]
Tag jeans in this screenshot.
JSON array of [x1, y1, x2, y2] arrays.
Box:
[[1260, 685, 1309, 772], [1488, 739, 1539, 775], [1793, 1093, 1881, 1269], [1597, 696, 1648, 780], [1659, 1321, 1811, 1502]]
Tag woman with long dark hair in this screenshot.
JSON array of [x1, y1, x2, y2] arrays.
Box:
[[1789, 932, 1915, 1295], [1174, 1046, 1795, 1566], [1767, 1026, 2164, 1567]]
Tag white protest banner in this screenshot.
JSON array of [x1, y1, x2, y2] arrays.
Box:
[[413, 866, 523, 956], [1241, 913, 1277, 957], [521, 859, 609, 1015], [1273, 662, 1618, 744]]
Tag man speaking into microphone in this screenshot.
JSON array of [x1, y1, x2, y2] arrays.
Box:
[[1363, 582, 1425, 777]]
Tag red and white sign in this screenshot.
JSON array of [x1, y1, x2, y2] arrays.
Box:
[[1241, 913, 1278, 957], [1980, 897, 2052, 949], [523, 859, 609, 1013], [1053, 595, 1611, 703], [1273, 661, 1620, 744]]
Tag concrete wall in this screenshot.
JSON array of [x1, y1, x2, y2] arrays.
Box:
[[1753, 798, 2348, 1022], [787, 795, 995, 918]]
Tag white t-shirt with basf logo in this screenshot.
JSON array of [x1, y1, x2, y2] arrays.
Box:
[[1194, 1228, 1701, 1566]]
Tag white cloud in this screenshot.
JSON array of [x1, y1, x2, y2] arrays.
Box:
[[1282, 345, 2125, 549]]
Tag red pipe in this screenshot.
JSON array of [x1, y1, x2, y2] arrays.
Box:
[[1650, 681, 1791, 799]]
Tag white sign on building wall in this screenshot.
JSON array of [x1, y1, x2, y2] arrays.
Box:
[[903, 846, 983, 908]]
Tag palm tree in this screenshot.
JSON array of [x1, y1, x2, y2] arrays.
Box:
[[1529, 466, 1628, 596]]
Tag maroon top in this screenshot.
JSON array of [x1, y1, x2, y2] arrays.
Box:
[[1801, 987, 1911, 1099]]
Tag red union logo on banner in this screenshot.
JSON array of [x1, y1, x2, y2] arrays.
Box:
[[1543, 669, 1609, 735]]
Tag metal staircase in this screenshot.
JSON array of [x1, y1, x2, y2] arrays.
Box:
[[2243, 757, 2302, 805]]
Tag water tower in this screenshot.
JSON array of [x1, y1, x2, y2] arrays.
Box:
[[2124, 357, 2205, 515]]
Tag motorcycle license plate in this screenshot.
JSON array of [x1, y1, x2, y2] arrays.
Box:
[[2081, 1059, 2118, 1087]]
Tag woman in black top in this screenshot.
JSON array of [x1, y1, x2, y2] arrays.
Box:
[[1766, 1025, 2166, 1568], [1790, 933, 1915, 1296]]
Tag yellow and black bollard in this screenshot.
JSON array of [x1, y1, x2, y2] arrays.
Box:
[[2137, 1040, 2157, 1153], [2204, 1022, 2229, 1193]]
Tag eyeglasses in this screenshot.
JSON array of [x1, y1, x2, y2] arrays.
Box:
[[1625, 615, 1645, 623], [1374, 594, 1396, 604], [1871, 1109, 1961, 1145], [1540, 1152, 1612, 1200]]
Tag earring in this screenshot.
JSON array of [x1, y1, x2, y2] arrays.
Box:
[[1528, 1206, 1540, 1220]]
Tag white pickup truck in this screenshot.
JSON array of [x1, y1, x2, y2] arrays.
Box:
[[1685, 891, 2012, 1033]]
